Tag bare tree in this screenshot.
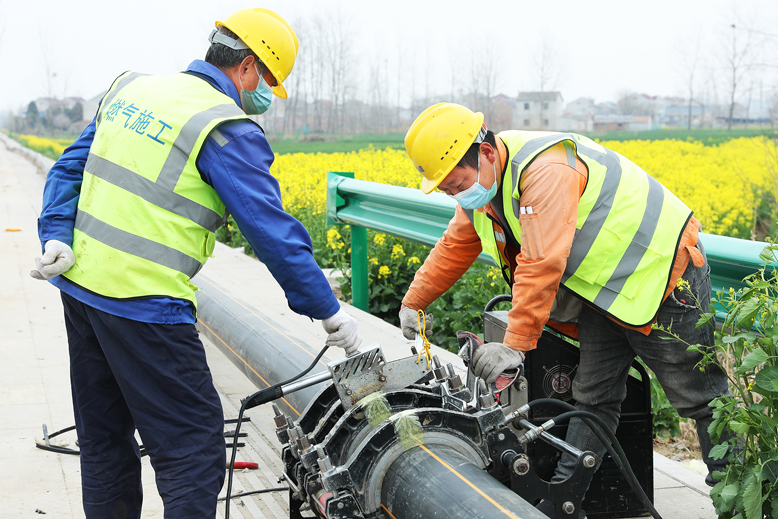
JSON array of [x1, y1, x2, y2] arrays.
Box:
[[465, 42, 501, 122], [39, 29, 56, 100], [532, 36, 564, 129], [617, 90, 651, 116], [367, 57, 387, 132], [305, 15, 326, 133], [292, 9, 358, 135], [723, 23, 754, 130], [677, 34, 703, 130], [699, 64, 721, 128]]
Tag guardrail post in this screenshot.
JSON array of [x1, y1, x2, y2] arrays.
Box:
[[326, 171, 369, 311], [350, 225, 368, 311]]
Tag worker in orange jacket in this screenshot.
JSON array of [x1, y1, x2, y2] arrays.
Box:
[[398, 103, 730, 518]]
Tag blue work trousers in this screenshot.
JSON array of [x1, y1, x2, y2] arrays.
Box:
[[553, 242, 731, 486], [61, 292, 226, 518]]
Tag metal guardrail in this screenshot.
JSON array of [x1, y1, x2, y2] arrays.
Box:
[[325, 171, 773, 314]]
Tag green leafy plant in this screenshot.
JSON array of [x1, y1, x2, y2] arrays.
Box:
[[320, 227, 506, 347], [687, 240, 778, 519], [215, 215, 255, 257], [327, 230, 430, 326], [649, 372, 682, 439], [426, 264, 505, 349]]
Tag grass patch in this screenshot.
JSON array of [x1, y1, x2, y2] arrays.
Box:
[[582, 128, 776, 146], [267, 133, 405, 155]]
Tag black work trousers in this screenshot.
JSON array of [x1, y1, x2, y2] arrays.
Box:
[[62, 292, 225, 518]]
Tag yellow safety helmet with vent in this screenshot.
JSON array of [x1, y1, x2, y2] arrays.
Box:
[[215, 8, 299, 99], [404, 103, 485, 194]]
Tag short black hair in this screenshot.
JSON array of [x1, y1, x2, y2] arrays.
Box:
[[456, 130, 497, 170], [205, 26, 267, 77]]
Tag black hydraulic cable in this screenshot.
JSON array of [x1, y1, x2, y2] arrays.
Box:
[[35, 425, 153, 458], [525, 400, 662, 519], [217, 487, 288, 502], [224, 417, 252, 424], [526, 399, 635, 497], [225, 344, 330, 519], [35, 443, 80, 455], [527, 400, 659, 519], [35, 425, 80, 455], [46, 424, 76, 437], [550, 409, 660, 519]]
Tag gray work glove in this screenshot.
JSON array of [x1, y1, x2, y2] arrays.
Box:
[[322, 308, 362, 355], [472, 342, 525, 385], [31, 240, 75, 280], [398, 306, 433, 340]]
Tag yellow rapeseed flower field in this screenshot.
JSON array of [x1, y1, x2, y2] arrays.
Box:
[[6, 132, 73, 159], [605, 137, 777, 238], [272, 138, 778, 239]]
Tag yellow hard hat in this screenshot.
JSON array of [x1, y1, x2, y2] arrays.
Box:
[[216, 8, 299, 99], [404, 103, 485, 194]]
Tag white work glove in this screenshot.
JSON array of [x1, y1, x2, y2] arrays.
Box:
[[322, 308, 362, 355], [472, 342, 525, 385], [399, 306, 433, 340], [31, 240, 75, 280]]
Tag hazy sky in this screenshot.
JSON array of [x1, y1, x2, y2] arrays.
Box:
[[0, 0, 776, 116]]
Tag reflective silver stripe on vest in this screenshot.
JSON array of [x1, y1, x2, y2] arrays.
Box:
[[512, 133, 579, 184], [592, 175, 665, 309], [85, 153, 225, 232], [563, 141, 576, 169], [75, 211, 203, 277], [509, 133, 580, 220], [505, 133, 666, 305], [210, 128, 229, 147], [96, 72, 149, 125], [561, 145, 666, 310], [495, 232, 506, 243], [156, 104, 245, 190], [561, 146, 622, 283]]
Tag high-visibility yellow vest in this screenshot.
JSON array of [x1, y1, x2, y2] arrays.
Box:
[[62, 71, 252, 308], [466, 131, 692, 327]]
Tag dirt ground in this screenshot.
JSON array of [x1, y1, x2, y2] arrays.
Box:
[[653, 420, 702, 461]]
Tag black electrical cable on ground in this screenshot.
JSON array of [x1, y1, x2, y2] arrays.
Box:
[[224, 344, 330, 519], [525, 399, 662, 519], [217, 487, 288, 501], [35, 425, 80, 455], [35, 424, 155, 457]]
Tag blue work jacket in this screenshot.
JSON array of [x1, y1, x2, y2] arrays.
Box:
[[38, 60, 340, 324]]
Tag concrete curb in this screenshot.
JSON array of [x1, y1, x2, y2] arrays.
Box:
[[0, 132, 56, 175]]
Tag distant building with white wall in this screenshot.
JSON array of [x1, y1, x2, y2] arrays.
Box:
[[514, 92, 564, 130]]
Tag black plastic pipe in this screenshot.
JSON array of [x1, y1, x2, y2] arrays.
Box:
[[196, 275, 546, 518], [195, 274, 331, 418], [382, 444, 546, 519]]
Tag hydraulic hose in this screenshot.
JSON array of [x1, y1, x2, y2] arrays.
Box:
[[224, 344, 330, 519], [525, 399, 630, 489], [218, 487, 288, 502], [524, 399, 662, 519]]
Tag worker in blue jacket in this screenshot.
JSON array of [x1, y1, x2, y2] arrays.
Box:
[[31, 8, 362, 518]]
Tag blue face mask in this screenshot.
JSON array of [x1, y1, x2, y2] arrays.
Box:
[[240, 64, 273, 115], [451, 154, 498, 209]]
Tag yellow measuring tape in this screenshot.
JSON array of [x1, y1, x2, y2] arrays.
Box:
[[415, 310, 432, 370]]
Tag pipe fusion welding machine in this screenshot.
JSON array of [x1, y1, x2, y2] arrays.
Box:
[[199, 283, 655, 519]]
